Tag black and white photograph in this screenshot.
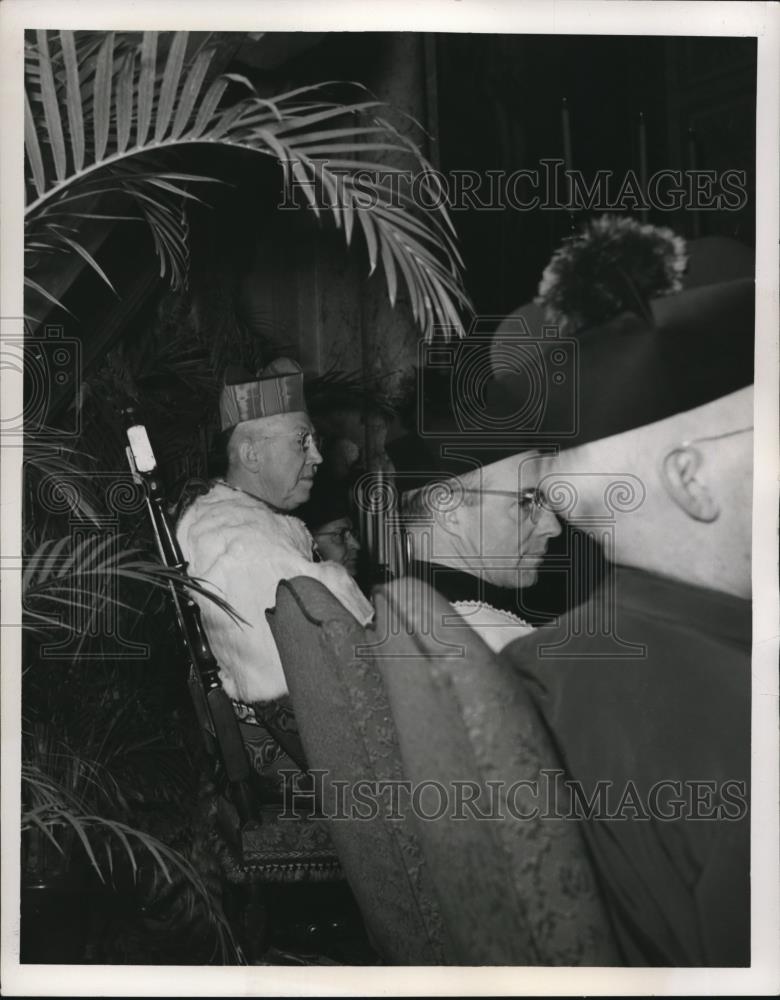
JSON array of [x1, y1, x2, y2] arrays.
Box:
[[1, 1, 778, 995]]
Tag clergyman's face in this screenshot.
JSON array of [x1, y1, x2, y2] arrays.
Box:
[[456, 457, 562, 589], [248, 411, 323, 509]]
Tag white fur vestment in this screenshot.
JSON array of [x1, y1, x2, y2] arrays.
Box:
[[176, 482, 374, 703]]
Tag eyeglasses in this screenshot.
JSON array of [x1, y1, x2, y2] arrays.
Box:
[[257, 429, 321, 453], [314, 525, 358, 545], [461, 487, 549, 521], [678, 425, 753, 449]]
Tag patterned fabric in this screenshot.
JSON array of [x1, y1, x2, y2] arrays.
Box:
[[249, 694, 308, 772], [233, 695, 307, 786], [218, 802, 342, 883], [270, 577, 453, 964], [322, 616, 451, 962], [219, 359, 305, 429], [374, 577, 620, 965]]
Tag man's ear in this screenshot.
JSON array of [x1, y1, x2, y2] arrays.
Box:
[[660, 445, 720, 522], [237, 433, 260, 472], [437, 505, 462, 539]]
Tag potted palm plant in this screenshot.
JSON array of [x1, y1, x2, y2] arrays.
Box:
[[24, 29, 469, 335], [20, 29, 471, 962]]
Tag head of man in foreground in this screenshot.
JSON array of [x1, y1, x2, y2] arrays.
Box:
[[537, 384, 753, 599]]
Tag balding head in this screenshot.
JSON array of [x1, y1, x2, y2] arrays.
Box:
[[538, 387, 754, 597]]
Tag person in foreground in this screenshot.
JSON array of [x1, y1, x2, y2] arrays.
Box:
[[176, 359, 373, 760], [494, 245, 754, 963]]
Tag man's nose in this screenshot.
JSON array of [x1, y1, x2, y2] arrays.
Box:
[[537, 507, 562, 538], [308, 440, 323, 465]]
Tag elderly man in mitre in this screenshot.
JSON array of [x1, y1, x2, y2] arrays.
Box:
[[490, 221, 755, 966], [177, 359, 373, 772]]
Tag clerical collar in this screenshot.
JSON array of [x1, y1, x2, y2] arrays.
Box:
[[406, 558, 527, 620]]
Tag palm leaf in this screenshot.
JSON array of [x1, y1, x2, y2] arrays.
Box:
[[154, 31, 187, 142], [136, 32, 158, 147], [24, 275, 73, 314], [92, 32, 114, 163], [21, 771, 240, 959], [379, 229, 398, 307], [115, 50, 135, 154], [23, 533, 247, 645], [170, 48, 212, 139], [188, 76, 228, 139], [36, 30, 67, 181], [25, 30, 472, 338], [58, 234, 116, 291], [24, 91, 46, 195], [60, 31, 85, 171]]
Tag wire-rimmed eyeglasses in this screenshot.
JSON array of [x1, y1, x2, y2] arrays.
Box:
[[461, 487, 549, 521], [257, 429, 322, 453], [314, 525, 359, 545]]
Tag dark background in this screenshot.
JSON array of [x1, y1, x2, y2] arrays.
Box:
[[36, 33, 757, 392]]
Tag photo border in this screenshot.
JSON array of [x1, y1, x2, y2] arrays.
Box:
[[2, 1, 778, 995]]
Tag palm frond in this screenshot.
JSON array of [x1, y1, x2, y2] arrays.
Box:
[[21, 765, 240, 962], [25, 30, 471, 338], [23, 533, 247, 643]]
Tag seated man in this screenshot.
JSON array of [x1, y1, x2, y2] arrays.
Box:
[[503, 386, 753, 966], [400, 452, 562, 650], [176, 359, 373, 768], [491, 241, 755, 964]]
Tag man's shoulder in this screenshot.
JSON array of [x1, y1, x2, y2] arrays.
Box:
[[178, 481, 252, 533], [177, 482, 309, 553]]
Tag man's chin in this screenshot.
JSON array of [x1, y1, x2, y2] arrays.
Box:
[[518, 568, 539, 590], [493, 566, 538, 590]]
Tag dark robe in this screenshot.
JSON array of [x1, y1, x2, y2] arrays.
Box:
[[502, 564, 751, 966], [405, 558, 530, 618], [404, 521, 609, 626]]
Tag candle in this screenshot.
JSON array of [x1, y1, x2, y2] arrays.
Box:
[[561, 98, 573, 173], [639, 111, 648, 222]]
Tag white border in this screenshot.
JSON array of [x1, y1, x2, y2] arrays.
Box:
[[2, 1, 778, 996]]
